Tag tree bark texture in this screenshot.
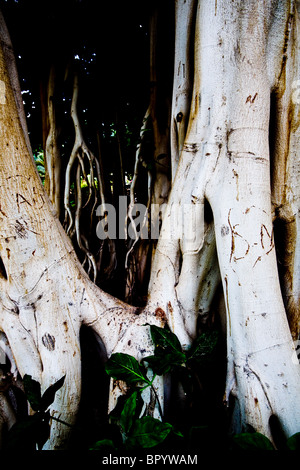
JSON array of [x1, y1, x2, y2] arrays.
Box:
[[0, 0, 300, 449]]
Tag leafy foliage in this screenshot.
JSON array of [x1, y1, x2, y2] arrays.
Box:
[[286, 432, 300, 450], [126, 416, 176, 449], [6, 374, 65, 450], [142, 325, 186, 375], [185, 330, 219, 365], [5, 327, 300, 451], [33, 149, 45, 184], [232, 432, 275, 450], [97, 347, 181, 450], [90, 326, 300, 452], [232, 430, 300, 451]]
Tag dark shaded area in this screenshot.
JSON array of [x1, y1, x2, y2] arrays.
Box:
[[1, 0, 170, 151], [0, 1, 230, 451]]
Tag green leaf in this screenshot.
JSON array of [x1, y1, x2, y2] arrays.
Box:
[[105, 353, 150, 385], [150, 325, 183, 355], [36, 412, 51, 450], [286, 432, 300, 450], [185, 330, 219, 365], [23, 374, 42, 411], [232, 432, 275, 450], [120, 390, 142, 434], [89, 439, 116, 451], [127, 416, 175, 449], [40, 375, 66, 412]]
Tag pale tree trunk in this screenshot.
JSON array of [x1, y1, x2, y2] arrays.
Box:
[[0, 23, 164, 449], [0, 11, 31, 157], [149, 0, 300, 441]]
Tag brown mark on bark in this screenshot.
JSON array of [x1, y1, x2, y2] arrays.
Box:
[[253, 256, 262, 268], [14, 219, 39, 238], [0, 205, 7, 217], [228, 210, 235, 263], [183, 142, 200, 154], [112, 380, 128, 395], [14, 220, 28, 239]]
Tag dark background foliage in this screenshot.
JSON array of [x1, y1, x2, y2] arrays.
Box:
[[1, 0, 173, 154]]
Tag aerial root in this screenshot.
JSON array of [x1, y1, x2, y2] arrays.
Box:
[[63, 73, 116, 283]]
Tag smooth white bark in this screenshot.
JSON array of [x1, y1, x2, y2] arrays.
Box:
[[1, 0, 300, 450], [148, 0, 300, 440], [171, 0, 196, 179]]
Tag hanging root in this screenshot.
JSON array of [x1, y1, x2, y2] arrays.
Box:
[[45, 65, 61, 217], [124, 109, 153, 301], [63, 73, 116, 283]]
